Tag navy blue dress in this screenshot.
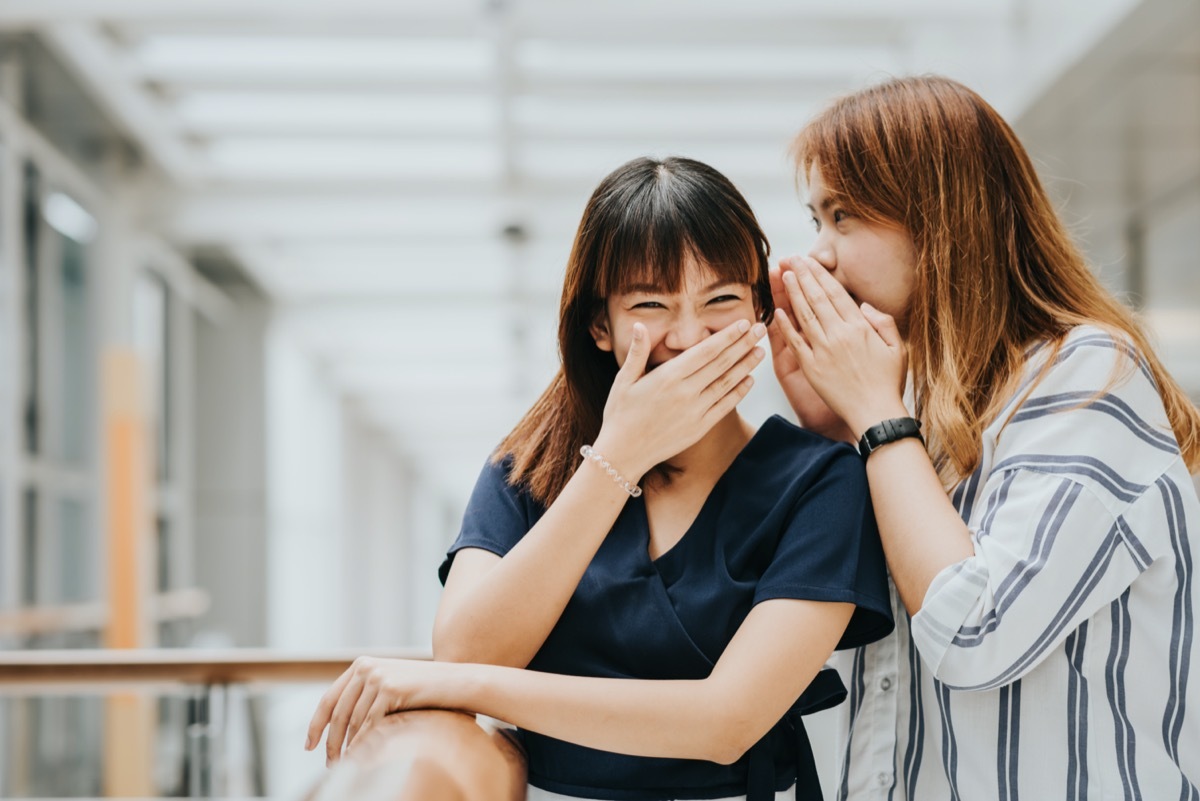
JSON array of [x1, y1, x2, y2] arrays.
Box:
[[439, 415, 894, 801]]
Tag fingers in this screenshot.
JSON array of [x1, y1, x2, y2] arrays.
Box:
[[773, 302, 814, 366], [325, 671, 368, 762], [306, 666, 356, 752], [702, 373, 756, 424], [768, 264, 789, 313], [861, 302, 902, 347], [699, 341, 765, 410], [613, 323, 650, 386], [781, 271, 825, 343], [669, 319, 762, 381], [345, 677, 382, 754], [348, 695, 391, 753], [800, 258, 860, 320]]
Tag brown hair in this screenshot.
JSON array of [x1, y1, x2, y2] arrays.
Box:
[[495, 156, 773, 505], [791, 75, 1200, 482]]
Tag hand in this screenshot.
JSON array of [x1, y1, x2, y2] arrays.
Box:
[[768, 265, 853, 442], [305, 657, 459, 765], [594, 319, 767, 477], [774, 256, 908, 436]]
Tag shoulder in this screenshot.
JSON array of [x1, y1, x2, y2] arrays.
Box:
[[991, 325, 1180, 507], [1016, 324, 1155, 398], [465, 453, 545, 516], [745, 415, 866, 484]]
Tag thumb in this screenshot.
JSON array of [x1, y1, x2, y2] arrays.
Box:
[[615, 323, 650, 384], [861, 303, 901, 348]]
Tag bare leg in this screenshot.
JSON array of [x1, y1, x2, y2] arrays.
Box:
[[301, 710, 527, 801]]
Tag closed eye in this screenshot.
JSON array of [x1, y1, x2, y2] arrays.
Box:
[[707, 294, 742, 305], [632, 300, 666, 309]]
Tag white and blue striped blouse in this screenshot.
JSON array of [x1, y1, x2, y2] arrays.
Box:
[[830, 325, 1200, 800]]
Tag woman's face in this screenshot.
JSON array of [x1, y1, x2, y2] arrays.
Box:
[[805, 163, 918, 332], [591, 256, 757, 369]]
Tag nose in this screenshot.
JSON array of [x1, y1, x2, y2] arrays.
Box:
[[662, 310, 710, 352], [807, 229, 836, 272]]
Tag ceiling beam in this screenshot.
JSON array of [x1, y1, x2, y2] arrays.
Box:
[[39, 24, 199, 182]]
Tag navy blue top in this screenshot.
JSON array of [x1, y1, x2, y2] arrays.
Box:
[[439, 415, 894, 800]]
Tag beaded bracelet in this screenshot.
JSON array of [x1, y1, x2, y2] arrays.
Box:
[[579, 444, 643, 497]]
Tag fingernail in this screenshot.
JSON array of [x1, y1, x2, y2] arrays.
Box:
[[752, 323, 767, 338], [753, 346, 765, 359], [736, 319, 750, 333], [304, 737, 312, 750]]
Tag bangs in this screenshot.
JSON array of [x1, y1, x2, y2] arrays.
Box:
[[791, 88, 910, 227], [589, 164, 762, 298]]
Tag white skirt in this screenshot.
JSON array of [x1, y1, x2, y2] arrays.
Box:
[[525, 786, 794, 801]]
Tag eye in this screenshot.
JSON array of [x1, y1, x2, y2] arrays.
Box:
[[832, 209, 849, 223], [810, 215, 821, 232], [707, 294, 741, 305], [632, 300, 665, 309]]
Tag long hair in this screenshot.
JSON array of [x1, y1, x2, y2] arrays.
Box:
[[496, 156, 774, 505], [791, 75, 1200, 482]]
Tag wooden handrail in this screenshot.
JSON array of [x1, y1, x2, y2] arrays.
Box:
[[0, 647, 431, 693]]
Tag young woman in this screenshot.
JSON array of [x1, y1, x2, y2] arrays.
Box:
[[305, 156, 894, 801], [770, 75, 1200, 800]]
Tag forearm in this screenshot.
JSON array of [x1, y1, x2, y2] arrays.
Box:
[[442, 665, 750, 765], [864, 437, 974, 616], [433, 460, 636, 667]]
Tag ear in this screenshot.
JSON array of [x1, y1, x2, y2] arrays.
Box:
[[589, 310, 614, 352]]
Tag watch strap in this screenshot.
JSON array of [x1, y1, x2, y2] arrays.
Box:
[[858, 417, 924, 458]]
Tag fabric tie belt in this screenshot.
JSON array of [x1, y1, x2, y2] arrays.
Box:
[[746, 667, 847, 801]]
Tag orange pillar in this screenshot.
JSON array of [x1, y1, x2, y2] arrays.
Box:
[[102, 349, 155, 797]]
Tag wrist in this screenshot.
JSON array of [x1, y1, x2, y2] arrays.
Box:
[[846, 401, 911, 441], [589, 432, 650, 485]]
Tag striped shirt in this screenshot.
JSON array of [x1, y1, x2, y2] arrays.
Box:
[[829, 325, 1200, 800]]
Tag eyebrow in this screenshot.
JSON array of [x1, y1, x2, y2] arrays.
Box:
[[805, 196, 837, 214], [623, 279, 742, 295]]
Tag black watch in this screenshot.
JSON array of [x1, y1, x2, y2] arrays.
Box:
[[857, 417, 924, 459]]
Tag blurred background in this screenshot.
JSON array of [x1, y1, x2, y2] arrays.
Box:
[[0, 0, 1196, 797]]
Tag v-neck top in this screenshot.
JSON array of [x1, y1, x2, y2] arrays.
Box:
[[439, 415, 894, 800]]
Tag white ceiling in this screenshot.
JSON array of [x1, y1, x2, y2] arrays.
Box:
[[1, 0, 1163, 503]]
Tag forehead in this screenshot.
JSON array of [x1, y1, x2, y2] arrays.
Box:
[[805, 163, 831, 208]]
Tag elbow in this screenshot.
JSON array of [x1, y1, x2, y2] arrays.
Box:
[[431, 615, 525, 667], [430, 614, 473, 663], [703, 714, 763, 766]]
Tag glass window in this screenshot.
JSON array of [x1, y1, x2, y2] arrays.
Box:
[[57, 497, 93, 603], [21, 162, 40, 456], [20, 487, 37, 605], [56, 233, 90, 464], [134, 272, 170, 481]]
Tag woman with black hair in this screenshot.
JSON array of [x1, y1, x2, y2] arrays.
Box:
[[307, 156, 893, 801]]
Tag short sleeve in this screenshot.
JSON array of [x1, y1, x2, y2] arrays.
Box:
[[753, 446, 894, 649], [437, 456, 536, 585]]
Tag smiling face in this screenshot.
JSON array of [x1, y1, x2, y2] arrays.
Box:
[[590, 255, 757, 369], [806, 164, 918, 333]]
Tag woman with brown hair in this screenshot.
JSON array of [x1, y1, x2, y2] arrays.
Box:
[[305, 156, 893, 801], [771, 75, 1200, 799]]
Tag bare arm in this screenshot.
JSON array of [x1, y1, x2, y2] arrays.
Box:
[[434, 319, 768, 666], [773, 257, 973, 615], [312, 597, 853, 765]]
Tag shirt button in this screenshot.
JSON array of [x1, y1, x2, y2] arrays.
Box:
[[878, 772, 892, 787], [879, 676, 893, 691]]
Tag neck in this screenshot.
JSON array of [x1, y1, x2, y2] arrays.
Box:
[[660, 411, 755, 480]]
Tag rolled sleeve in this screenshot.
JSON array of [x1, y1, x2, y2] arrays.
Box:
[[912, 469, 1148, 690]]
